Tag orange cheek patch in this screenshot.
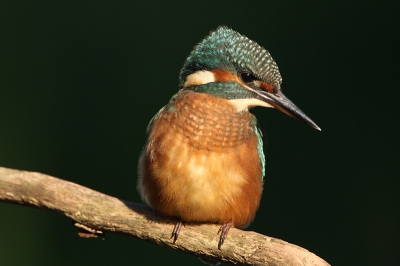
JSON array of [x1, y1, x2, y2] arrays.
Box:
[[212, 69, 275, 94], [260, 82, 274, 93], [211, 69, 241, 83]]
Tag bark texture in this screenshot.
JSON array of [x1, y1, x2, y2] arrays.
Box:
[[0, 166, 329, 266]]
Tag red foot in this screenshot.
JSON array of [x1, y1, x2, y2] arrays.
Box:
[[217, 221, 233, 250]]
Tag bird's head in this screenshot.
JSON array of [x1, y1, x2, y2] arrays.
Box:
[[179, 26, 320, 131]]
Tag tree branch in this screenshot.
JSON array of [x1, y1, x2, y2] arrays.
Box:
[[0, 166, 329, 266]]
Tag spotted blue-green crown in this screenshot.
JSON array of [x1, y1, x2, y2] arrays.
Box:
[[179, 26, 282, 90]]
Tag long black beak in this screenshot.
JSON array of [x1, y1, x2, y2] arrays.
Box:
[[256, 90, 321, 131]]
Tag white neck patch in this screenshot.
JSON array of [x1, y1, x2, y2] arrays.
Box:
[[183, 71, 215, 87]]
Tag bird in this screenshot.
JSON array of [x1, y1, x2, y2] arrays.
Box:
[[137, 26, 320, 250]]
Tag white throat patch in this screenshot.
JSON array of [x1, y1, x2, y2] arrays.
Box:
[[228, 98, 274, 112]]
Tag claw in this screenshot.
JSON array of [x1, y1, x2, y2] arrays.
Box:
[[171, 221, 184, 244], [217, 221, 233, 250]]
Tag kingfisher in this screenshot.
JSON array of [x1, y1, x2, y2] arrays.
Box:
[[138, 26, 320, 250]]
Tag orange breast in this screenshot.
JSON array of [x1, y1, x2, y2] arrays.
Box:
[[138, 91, 263, 228]]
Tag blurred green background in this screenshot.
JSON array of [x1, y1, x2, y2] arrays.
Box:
[[1, 1, 399, 265]]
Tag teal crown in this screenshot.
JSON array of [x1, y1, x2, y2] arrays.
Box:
[[179, 26, 282, 90]]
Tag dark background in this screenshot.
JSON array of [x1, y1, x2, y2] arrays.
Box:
[[1, 1, 399, 265]]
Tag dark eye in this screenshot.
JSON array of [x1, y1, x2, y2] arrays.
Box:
[[240, 72, 256, 84]]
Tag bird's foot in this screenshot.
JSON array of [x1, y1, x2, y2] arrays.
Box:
[[217, 221, 233, 250], [171, 221, 184, 244]]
